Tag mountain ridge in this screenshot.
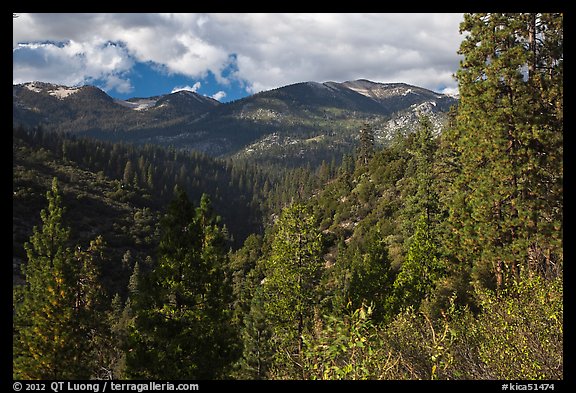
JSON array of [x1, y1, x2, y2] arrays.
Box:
[[13, 79, 458, 166]]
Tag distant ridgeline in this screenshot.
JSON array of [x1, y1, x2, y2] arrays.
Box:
[[13, 79, 457, 168]]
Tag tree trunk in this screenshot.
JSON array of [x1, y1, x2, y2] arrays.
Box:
[[527, 13, 537, 81], [495, 259, 503, 291]]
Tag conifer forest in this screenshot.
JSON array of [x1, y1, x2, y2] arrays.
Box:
[[13, 13, 563, 381]]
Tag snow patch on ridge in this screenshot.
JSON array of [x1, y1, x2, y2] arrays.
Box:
[[22, 82, 80, 99], [114, 98, 157, 111], [49, 86, 80, 99], [24, 83, 43, 93]]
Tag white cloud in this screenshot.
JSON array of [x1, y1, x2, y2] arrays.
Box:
[[440, 86, 460, 97], [13, 13, 464, 95], [217, 13, 463, 94], [171, 82, 201, 93], [13, 39, 134, 94], [103, 74, 134, 94], [211, 91, 226, 101]]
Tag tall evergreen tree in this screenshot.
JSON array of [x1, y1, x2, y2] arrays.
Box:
[[13, 178, 106, 379], [261, 203, 323, 377], [126, 189, 239, 379], [412, 116, 440, 226], [446, 13, 563, 290], [123, 160, 134, 185], [235, 288, 274, 379], [391, 115, 445, 313], [346, 225, 396, 323], [393, 214, 443, 311], [358, 122, 375, 166], [400, 115, 441, 245]]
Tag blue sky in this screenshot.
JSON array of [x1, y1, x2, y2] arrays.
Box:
[[13, 13, 464, 102], [111, 61, 247, 102]]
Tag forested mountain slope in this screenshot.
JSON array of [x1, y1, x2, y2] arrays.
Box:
[[13, 79, 457, 167]]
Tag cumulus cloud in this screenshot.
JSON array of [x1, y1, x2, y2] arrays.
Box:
[[440, 86, 460, 97], [13, 39, 134, 94], [13, 13, 464, 95], [171, 82, 201, 93], [102, 74, 134, 94], [211, 91, 226, 101], [219, 13, 463, 93]]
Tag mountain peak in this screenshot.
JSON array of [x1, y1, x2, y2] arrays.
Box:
[[340, 79, 445, 101], [165, 89, 220, 105], [19, 81, 83, 100], [14, 78, 457, 162]]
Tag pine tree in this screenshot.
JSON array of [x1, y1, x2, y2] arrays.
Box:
[[126, 261, 143, 310], [346, 225, 396, 323], [106, 293, 128, 379], [401, 115, 440, 245], [126, 189, 239, 379], [236, 288, 274, 379], [390, 115, 446, 313], [261, 203, 323, 377], [123, 160, 134, 186], [412, 116, 439, 226], [13, 178, 106, 379], [358, 122, 375, 166], [447, 13, 563, 290], [393, 214, 443, 311], [146, 164, 154, 189]]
